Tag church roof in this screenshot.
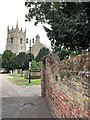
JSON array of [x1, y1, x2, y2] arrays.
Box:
[[40, 42, 52, 51], [27, 40, 52, 53], [27, 34, 52, 56]]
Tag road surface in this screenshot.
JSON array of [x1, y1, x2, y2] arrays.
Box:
[[0, 74, 52, 118]]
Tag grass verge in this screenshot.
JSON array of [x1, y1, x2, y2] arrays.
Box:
[[9, 74, 41, 86]]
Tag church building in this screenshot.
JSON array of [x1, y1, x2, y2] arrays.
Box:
[[6, 22, 26, 55], [29, 34, 51, 58], [6, 23, 51, 57]]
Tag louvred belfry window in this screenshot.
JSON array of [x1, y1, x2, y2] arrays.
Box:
[[20, 38, 22, 44], [11, 37, 13, 43]]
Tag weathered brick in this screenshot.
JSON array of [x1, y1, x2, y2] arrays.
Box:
[[41, 53, 90, 118]]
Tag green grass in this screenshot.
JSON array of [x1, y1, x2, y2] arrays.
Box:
[[9, 74, 41, 86]]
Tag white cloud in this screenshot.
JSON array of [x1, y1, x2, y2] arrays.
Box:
[[0, 0, 51, 54]]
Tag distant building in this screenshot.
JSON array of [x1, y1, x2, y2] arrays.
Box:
[[28, 34, 51, 58], [6, 22, 26, 55]]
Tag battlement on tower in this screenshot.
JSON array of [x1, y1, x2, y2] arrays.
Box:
[[7, 26, 26, 34]]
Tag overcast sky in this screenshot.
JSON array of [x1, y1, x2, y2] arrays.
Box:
[[0, 0, 51, 54]]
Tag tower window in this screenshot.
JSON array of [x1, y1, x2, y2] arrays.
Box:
[[20, 38, 22, 44], [11, 37, 13, 43]]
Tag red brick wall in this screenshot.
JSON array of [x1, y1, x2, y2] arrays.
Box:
[[41, 53, 90, 118]]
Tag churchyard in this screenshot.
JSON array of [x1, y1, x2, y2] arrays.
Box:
[[8, 73, 41, 86]]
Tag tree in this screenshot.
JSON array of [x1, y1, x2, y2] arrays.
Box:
[[31, 60, 40, 71], [16, 52, 34, 70], [35, 47, 50, 62], [25, 2, 90, 54], [24, 52, 34, 70], [16, 52, 26, 70], [2, 50, 16, 72], [85, 2, 90, 47], [54, 46, 70, 60]]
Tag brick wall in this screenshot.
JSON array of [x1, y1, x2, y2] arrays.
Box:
[[41, 53, 90, 118]]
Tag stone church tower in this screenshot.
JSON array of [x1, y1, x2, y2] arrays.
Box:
[[6, 22, 26, 55]]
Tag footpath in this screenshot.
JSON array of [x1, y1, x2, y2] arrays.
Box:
[[0, 74, 52, 118]]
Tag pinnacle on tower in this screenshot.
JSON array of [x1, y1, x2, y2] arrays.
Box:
[[7, 25, 9, 31], [16, 21, 18, 28], [24, 27, 26, 33], [12, 26, 14, 30], [21, 27, 22, 31]]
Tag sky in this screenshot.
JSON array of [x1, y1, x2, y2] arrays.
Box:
[[0, 0, 51, 54]]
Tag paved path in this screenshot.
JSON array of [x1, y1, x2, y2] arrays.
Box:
[[0, 74, 52, 118], [1, 74, 41, 97]]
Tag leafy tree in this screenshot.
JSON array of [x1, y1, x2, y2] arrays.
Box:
[[35, 47, 50, 62], [31, 60, 40, 71], [2, 50, 16, 72], [16, 52, 26, 70], [85, 2, 90, 47], [24, 52, 34, 70], [16, 52, 34, 70], [25, 2, 90, 55], [54, 47, 70, 60]]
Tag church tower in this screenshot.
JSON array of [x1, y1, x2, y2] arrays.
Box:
[[6, 22, 26, 55]]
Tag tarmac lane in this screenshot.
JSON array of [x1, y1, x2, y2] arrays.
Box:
[[2, 97, 52, 118], [0, 74, 52, 118]]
